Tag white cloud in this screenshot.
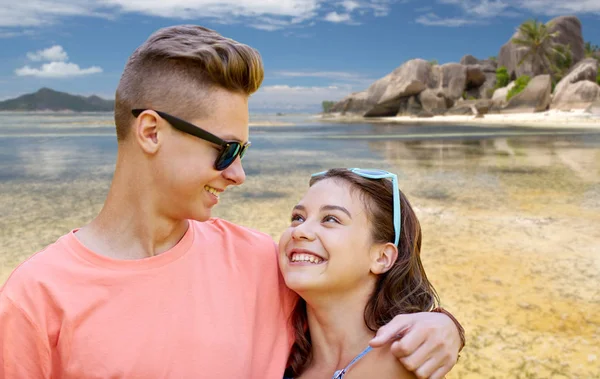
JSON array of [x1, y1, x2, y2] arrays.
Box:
[[436, 0, 600, 18], [250, 23, 281, 31], [16, 46, 102, 78], [516, 0, 600, 15], [0, 29, 35, 38], [368, 0, 402, 16], [15, 62, 103, 78], [340, 0, 361, 12], [2, 0, 599, 33], [103, 0, 320, 20], [324, 11, 352, 22], [250, 84, 356, 110], [27, 45, 69, 62], [416, 13, 475, 26], [0, 31, 20, 38], [247, 15, 300, 31], [0, 1, 399, 31], [438, 0, 509, 17], [416, 0, 600, 27], [0, 1, 88, 27]]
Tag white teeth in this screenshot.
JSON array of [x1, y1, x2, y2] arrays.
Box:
[[290, 253, 324, 264], [204, 185, 220, 198]]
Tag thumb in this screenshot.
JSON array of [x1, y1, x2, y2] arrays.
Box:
[[369, 314, 413, 347]]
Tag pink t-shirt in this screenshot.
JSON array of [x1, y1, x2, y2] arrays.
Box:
[[0, 218, 297, 378]]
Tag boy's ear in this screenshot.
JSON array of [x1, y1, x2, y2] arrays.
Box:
[[370, 243, 398, 275], [134, 111, 162, 154]]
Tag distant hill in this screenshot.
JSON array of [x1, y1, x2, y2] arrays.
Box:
[[0, 88, 114, 112]]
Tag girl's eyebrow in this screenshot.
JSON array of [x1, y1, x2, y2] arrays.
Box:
[[321, 205, 351, 219], [293, 204, 351, 219]]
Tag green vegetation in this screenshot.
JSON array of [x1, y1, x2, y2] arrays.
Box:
[[512, 19, 564, 81], [495, 66, 510, 89], [321, 100, 336, 113], [507, 75, 531, 101], [0, 88, 113, 112], [429, 59, 439, 66], [488, 56, 497, 62], [461, 91, 477, 100], [597, 71, 600, 85], [584, 41, 599, 58], [551, 43, 573, 87]]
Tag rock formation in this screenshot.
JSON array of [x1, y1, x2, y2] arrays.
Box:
[[497, 16, 584, 80], [326, 15, 598, 118], [501, 75, 553, 113]]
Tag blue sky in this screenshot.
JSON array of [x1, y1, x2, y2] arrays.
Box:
[[1, 0, 599, 112]]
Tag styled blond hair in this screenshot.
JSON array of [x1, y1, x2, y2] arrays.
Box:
[[114, 25, 264, 141]]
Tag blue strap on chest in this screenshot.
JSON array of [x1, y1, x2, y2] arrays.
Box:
[[332, 346, 373, 379]]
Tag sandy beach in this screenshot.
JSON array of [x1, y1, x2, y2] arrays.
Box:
[[1, 113, 599, 378], [321, 109, 600, 130], [248, 121, 296, 127]]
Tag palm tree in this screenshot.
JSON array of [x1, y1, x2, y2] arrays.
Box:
[[553, 43, 573, 83], [511, 19, 565, 80]]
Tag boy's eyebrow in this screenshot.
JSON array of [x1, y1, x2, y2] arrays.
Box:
[[222, 135, 247, 143], [292, 204, 351, 219]]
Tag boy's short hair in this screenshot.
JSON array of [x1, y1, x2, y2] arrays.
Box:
[[114, 25, 264, 141]]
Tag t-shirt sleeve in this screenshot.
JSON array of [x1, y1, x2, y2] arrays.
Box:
[[0, 293, 52, 378], [271, 241, 299, 349]]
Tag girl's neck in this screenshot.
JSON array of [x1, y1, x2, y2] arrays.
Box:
[[302, 285, 376, 375]]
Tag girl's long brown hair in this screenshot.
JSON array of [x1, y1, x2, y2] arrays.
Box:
[[285, 168, 439, 377]]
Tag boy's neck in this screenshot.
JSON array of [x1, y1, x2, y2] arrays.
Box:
[[75, 154, 189, 260]]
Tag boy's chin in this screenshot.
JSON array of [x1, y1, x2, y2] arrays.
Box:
[[188, 208, 213, 222]]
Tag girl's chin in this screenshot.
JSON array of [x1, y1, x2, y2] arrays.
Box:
[[283, 274, 326, 294]]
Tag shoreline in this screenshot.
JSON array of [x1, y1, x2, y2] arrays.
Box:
[[319, 110, 600, 129], [248, 121, 295, 127]]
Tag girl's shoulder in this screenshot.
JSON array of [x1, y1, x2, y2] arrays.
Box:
[[348, 344, 416, 379]]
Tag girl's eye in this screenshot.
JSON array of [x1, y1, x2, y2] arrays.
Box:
[[322, 215, 340, 224], [291, 213, 305, 224]]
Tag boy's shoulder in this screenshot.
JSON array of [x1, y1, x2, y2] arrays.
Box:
[[190, 218, 283, 284], [1, 232, 72, 306]]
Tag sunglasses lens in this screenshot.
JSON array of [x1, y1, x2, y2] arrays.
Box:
[[353, 169, 389, 176], [239, 144, 249, 160], [215, 143, 241, 171]]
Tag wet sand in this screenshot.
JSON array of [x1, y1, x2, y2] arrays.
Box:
[[1, 117, 599, 378]]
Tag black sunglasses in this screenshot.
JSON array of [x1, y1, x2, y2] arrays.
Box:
[[131, 109, 250, 171]]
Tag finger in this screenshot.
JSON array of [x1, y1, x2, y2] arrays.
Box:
[[429, 364, 452, 379], [369, 314, 413, 347], [413, 357, 442, 379], [390, 326, 428, 359], [395, 338, 433, 369]]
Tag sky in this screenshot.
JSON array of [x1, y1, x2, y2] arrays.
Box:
[[1, 0, 599, 112]]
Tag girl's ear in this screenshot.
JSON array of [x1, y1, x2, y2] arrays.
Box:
[[369, 243, 398, 275]]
